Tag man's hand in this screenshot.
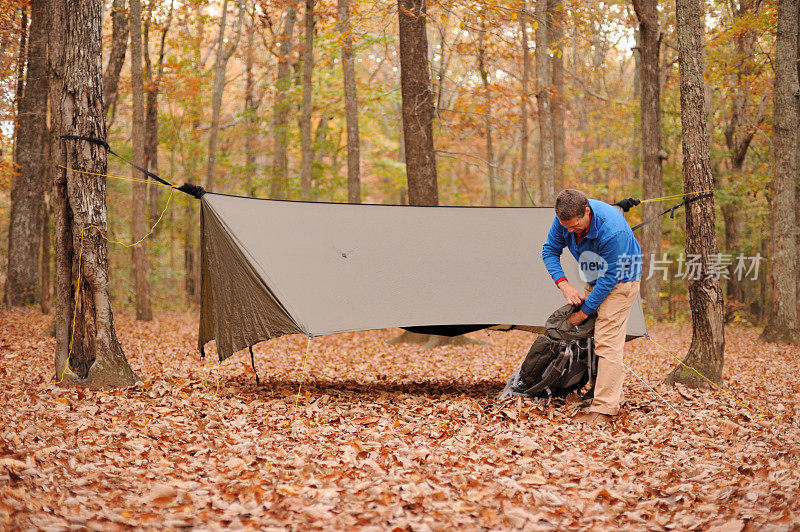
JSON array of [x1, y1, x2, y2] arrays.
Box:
[[567, 309, 589, 325], [557, 280, 586, 306]]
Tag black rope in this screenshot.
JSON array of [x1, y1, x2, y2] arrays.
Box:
[[249, 346, 260, 386], [630, 193, 714, 232], [59, 135, 205, 198]]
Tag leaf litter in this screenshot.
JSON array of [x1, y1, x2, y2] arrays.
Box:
[[0, 309, 798, 530]]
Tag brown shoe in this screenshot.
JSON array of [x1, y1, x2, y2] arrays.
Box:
[[572, 411, 613, 426]]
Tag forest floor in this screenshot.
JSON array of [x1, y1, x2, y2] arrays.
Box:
[[0, 309, 799, 531]]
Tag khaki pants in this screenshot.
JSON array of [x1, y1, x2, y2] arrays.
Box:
[[584, 280, 641, 415]]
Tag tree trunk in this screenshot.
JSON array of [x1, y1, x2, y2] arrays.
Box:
[[205, 0, 244, 192], [633, 0, 664, 320], [665, 0, 725, 388], [270, 3, 298, 199], [338, 0, 361, 203], [548, 0, 565, 191], [12, 5, 27, 160], [300, 0, 315, 201], [183, 200, 199, 304], [535, 0, 554, 204], [50, 0, 139, 388], [761, 0, 799, 343], [477, 16, 496, 206], [631, 28, 641, 186], [796, 9, 800, 329], [103, 0, 129, 126], [41, 191, 52, 314], [398, 0, 438, 206], [129, 0, 153, 322], [518, 1, 531, 207], [244, 5, 257, 196], [5, 0, 47, 307]]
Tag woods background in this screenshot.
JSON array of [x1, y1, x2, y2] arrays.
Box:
[[0, 0, 792, 331]]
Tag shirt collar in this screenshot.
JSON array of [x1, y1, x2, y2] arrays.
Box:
[[576, 209, 593, 243]]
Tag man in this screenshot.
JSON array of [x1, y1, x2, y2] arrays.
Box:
[[541, 189, 642, 425]]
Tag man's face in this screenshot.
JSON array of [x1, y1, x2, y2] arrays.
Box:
[[558, 206, 591, 235]]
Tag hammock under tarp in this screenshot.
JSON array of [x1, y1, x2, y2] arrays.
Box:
[[198, 193, 647, 361]]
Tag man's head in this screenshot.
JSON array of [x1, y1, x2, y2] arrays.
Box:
[[555, 189, 591, 234]]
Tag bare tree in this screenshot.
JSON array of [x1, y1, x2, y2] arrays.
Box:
[[720, 0, 766, 317], [535, 0, 554, 204], [632, 0, 664, 320], [129, 0, 153, 321], [4, 0, 47, 307], [761, 0, 799, 343], [50, 0, 139, 387], [270, 3, 299, 199], [205, 0, 245, 192], [665, 0, 725, 387], [300, 0, 315, 201], [144, 1, 174, 226], [338, 0, 361, 203], [103, 0, 129, 125], [477, 13, 496, 206], [518, 1, 531, 206], [243, 2, 257, 196], [548, 0, 565, 191]]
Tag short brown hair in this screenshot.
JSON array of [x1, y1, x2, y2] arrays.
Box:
[[555, 189, 589, 220]]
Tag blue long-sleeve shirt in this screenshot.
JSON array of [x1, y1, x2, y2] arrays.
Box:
[[541, 199, 642, 315]]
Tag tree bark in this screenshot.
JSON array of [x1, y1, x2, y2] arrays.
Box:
[[761, 0, 799, 343], [548, 0, 565, 191], [300, 0, 315, 201], [633, 0, 664, 320], [665, 0, 725, 388], [270, 3, 299, 199], [477, 15, 496, 206], [398, 0, 438, 206], [632, 28, 641, 185], [205, 0, 244, 192], [338, 0, 361, 203], [535, 0, 554, 204], [50, 0, 139, 388], [796, 6, 800, 329], [5, 0, 47, 307], [103, 0, 129, 125], [518, 1, 531, 206], [129, 0, 153, 322], [40, 191, 51, 314]]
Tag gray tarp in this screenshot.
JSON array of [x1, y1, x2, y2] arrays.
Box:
[[199, 193, 647, 360]]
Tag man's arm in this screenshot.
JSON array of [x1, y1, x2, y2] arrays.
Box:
[[541, 217, 567, 282]]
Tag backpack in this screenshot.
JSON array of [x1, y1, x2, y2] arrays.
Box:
[[497, 304, 597, 403]]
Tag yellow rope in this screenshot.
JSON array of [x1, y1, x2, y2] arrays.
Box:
[[58, 164, 177, 189], [289, 336, 313, 425], [639, 189, 714, 204], [55, 187, 174, 385], [645, 335, 770, 421]]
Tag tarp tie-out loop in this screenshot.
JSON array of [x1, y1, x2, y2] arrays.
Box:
[[59, 135, 204, 198]]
